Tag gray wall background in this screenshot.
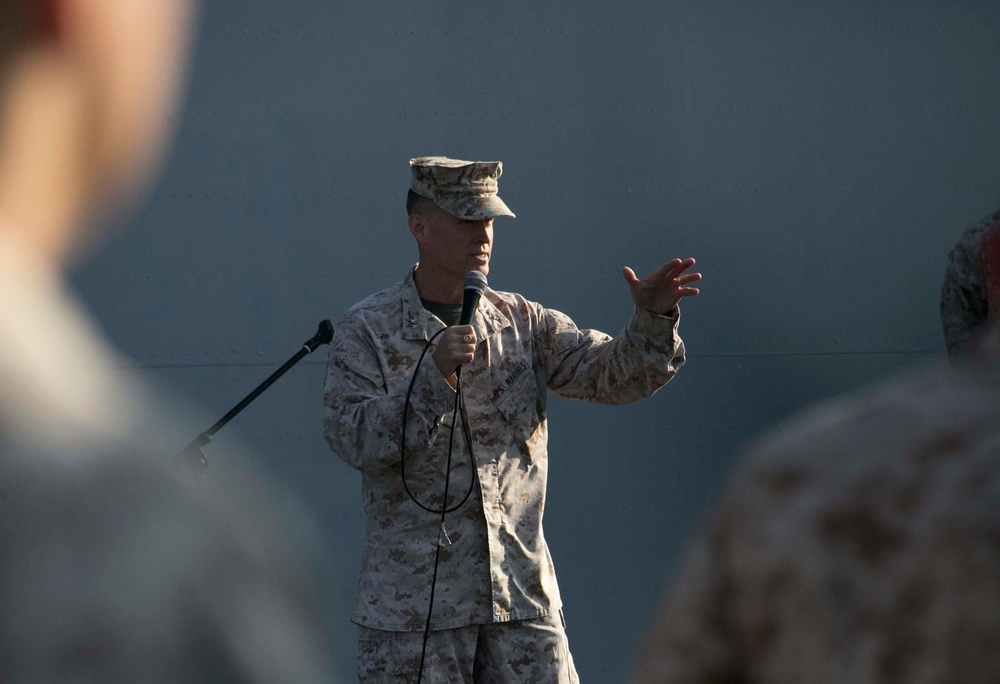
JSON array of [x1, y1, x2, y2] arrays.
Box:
[[71, 1, 1000, 681]]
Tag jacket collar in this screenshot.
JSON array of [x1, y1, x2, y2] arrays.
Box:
[[400, 266, 510, 342]]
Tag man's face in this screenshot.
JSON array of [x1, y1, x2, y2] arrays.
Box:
[[416, 203, 495, 280]]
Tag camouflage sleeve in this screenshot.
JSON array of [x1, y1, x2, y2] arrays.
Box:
[[538, 305, 686, 404], [322, 316, 456, 474], [941, 227, 988, 360]]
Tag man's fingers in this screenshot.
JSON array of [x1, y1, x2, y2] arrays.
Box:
[[645, 258, 684, 280], [451, 327, 476, 361], [628, 259, 700, 286], [641, 257, 696, 282], [676, 273, 702, 286], [448, 325, 476, 344], [434, 326, 479, 378], [659, 257, 696, 279], [621, 266, 640, 286]]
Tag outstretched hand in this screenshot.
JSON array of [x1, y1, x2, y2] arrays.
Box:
[[622, 258, 701, 315]]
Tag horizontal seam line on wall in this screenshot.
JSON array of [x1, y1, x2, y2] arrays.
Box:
[[123, 350, 945, 370], [687, 350, 943, 358]]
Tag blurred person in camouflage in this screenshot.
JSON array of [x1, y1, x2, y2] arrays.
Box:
[[636, 332, 1000, 683], [323, 156, 702, 682], [941, 209, 1000, 359], [0, 0, 330, 681]]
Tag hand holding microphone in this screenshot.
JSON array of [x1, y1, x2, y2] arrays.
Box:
[[433, 272, 487, 386]]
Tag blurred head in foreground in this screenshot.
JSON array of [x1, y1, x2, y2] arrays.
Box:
[[636, 333, 1000, 683], [0, 0, 196, 449], [0, 1, 331, 681], [0, 0, 193, 259]]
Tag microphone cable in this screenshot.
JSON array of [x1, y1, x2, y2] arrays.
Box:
[[400, 328, 477, 514], [399, 329, 479, 683]]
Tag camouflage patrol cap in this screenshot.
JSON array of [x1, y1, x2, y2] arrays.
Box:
[[409, 156, 516, 220]]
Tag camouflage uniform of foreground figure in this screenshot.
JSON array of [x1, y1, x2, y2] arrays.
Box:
[[324, 156, 702, 682], [941, 209, 1000, 359], [637, 335, 1000, 684]]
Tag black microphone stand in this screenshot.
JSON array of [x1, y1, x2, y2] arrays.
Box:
[[174, 319, 334, 476]]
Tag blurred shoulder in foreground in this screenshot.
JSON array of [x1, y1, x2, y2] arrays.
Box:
[[637, 332, 1000, 684], [0, 440, 331, 683]]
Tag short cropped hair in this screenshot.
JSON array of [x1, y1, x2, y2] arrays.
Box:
[[406, 189, 436, 217]]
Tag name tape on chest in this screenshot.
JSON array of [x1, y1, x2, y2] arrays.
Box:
[[489, 359, 532, 406]]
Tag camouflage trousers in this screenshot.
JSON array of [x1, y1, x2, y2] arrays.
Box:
[[356, 612, 579, 683]]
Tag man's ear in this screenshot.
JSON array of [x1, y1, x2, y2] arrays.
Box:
[[408, 212, 426, 243], [31, 0, 63, 41]]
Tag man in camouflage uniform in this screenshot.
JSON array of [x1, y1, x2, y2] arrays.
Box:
[[636, 336, 1000, 684], [941, 209, 1000, 359], [323, 156, 701, 682]]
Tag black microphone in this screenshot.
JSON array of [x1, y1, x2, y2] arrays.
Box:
[[459, 271, 488, 325], [455, 272, 487, 380]]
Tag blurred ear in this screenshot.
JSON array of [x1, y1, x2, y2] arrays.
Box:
[[32, 0, 62, 41], [408, 211, 427, 243], [0, 0, 57, 53]]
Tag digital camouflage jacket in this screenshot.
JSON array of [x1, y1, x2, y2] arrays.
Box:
[[323, 268, 685, 631]]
